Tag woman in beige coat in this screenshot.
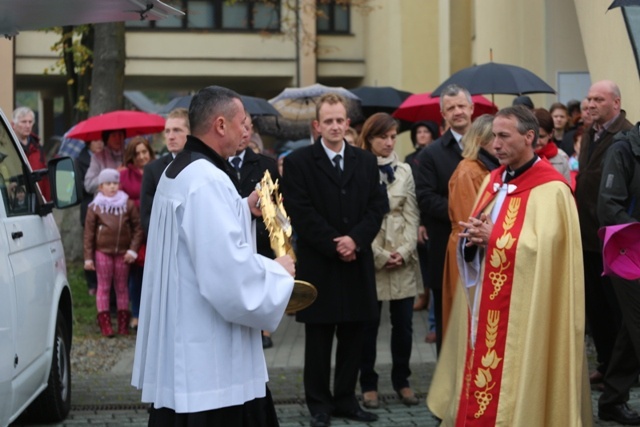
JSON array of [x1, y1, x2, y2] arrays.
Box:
[[357, 113, 422, 409]]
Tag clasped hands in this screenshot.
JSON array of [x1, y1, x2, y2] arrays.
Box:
[[334, 235, 357, 262], [458, 213, 493, 247]]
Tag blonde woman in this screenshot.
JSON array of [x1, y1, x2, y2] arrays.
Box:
[[441, 114, 500, 338]]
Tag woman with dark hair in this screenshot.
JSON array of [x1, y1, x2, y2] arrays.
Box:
[[404, 120, 439, 166], [534, 108, 571, 183], [120, 136, 156, 329], [404, 120, 439, 312], [357, 113, 422, 408]]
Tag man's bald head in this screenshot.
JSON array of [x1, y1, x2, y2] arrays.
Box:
[[586, 80, 621, 126]]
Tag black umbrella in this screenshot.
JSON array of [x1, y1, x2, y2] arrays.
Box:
[[430, 62, 555, 97], [608, 0, 640, 8], [349, 86, 412, 115], [159, 94, 280, 117]]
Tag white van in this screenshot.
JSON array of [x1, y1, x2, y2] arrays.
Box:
[[0, 108, 80, 426]]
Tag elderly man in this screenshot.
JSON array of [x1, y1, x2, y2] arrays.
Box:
[[140, 107, 189, 235], [413, 84, 474, 350], [12, 107, 50, 200], [132, 86, 294, 426], [427, 106, 592, 426], [575, 80, 633, 394]]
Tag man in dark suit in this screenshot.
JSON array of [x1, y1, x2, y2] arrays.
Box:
[[575, 80, 633, 407], [228, 115, 280, 348], [140, 108, 189, 235], [413, 84, 474, 353], [281, 93, 388, 427]]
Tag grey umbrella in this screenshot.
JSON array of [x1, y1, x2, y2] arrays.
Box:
[[430, 62, 555, 97]]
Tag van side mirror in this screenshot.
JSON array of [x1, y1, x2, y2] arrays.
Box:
[[47, 157, 81, 210]]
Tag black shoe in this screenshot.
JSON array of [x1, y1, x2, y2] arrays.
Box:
[[262, 335, 273, 349], [599, 403, 640, 425], [333, 408, 379, 422], [310, 412, 330, 427]]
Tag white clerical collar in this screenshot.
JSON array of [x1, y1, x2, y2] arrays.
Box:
[[320, 138, 345, 164], [451, 129, 464, 150]]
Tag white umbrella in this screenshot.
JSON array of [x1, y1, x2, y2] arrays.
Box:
[[269, 84, 360, 121]]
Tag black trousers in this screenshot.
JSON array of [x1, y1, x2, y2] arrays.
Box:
[[583, 250, 621, 374], [599, 276, 640, 408], [304, 322, 364, 416], [148, 387, 279, 427], [360, 298, 414, 392]]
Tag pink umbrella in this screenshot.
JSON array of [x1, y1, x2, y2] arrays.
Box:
[[598, 222, 640, 280], [392, 92, 498, 123]]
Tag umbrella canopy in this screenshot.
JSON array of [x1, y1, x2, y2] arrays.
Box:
[[158, 94, 280, 117], [430, 62, 555, 97], [598, 222, 640, 280], [392, 93, 498, 123], [608, 0, 640, 8], [66, 110, 166, 141], [349, 86, 412, 116], [269, 84, 361, 121]]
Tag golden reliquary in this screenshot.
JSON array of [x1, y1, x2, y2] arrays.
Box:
[[257, 170, 317, 314]]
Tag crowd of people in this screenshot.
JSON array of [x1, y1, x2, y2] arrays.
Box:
[[11, 77, 640, 426]]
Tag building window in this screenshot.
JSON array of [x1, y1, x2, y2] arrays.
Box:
[[317, 0, 350, 34], [125, 0, 280, 32], [622, 7, 640, 77]]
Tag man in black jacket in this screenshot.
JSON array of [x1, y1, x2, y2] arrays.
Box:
[[228, 115, 280, 349], [282, 93, 387, 427], [413, 84, 474, 352], [140, 108, 189, 235], [596, 122, 640, 425]]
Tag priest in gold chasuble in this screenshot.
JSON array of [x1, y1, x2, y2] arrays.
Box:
[[427, 106, 593, 426]]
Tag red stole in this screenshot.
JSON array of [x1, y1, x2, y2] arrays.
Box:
[[455, 161, 564, 426]]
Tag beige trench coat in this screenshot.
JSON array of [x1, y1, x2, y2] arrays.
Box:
[[372, 161, 422, 301]]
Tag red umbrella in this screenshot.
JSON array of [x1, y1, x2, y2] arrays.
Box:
[[598, 223, 640, 280], [392, 92, 498, 123], [66, 110, 166, 141]]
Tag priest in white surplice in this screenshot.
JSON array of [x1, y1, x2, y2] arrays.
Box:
[[132, 86, 295, 426]]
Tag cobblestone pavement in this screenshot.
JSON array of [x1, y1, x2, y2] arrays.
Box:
[[11, 310, 640, 426]]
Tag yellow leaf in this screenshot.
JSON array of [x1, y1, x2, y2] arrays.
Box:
[[496, 234, 509, 249], [474, 370, 487, 388], [499, 249, 507, 264], [481, 351, 495, 368], [490, 251, 501, 268], [505, 233, 516, 250]]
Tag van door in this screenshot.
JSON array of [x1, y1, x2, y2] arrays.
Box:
[[0, 121, 56, 414], [0, 201, 17, 427]]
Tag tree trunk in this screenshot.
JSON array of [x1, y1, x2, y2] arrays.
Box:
[[89, 22, 125, 115]]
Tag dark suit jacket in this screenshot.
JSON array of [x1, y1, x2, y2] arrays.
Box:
[[576, 110, 633, 252], [281, 140, 388, 324], [140, 154, 173, 236], [232, 149, 280, 258], [75, 146, 93, 226], [413, 129, 463, 290]]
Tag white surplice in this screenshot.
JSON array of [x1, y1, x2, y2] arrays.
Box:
[[131, 157, 294, 413]]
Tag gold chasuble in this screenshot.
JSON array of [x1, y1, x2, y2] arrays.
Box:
[[427, 160, 593, 426]]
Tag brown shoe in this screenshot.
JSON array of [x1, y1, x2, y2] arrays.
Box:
[[362, 391, 379, 409], [397, 387, 419, 406], [413, 293, 429, 311]]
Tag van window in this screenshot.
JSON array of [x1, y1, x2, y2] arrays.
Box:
[[0, 122, 35, 216]]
